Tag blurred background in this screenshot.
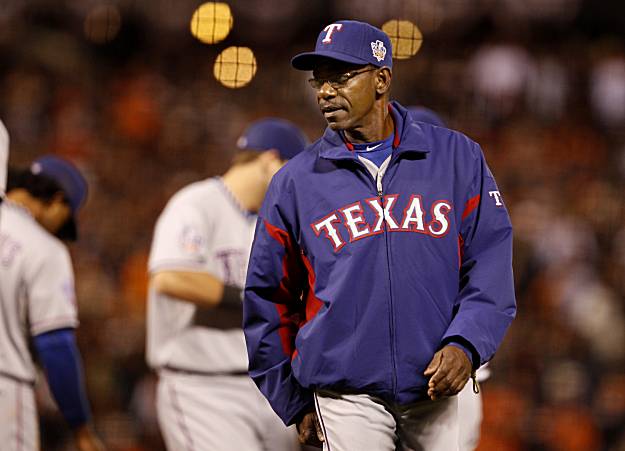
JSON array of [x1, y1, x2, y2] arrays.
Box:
[[2, 0, 625, 450]]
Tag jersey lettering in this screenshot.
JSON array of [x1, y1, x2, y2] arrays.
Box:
[[367, 195, 399, 232], [311, 213, 345, 251], [312, 194, 453, 251], [216, 249, 247, 286], [400, 195, 426, 232], [428, 201, 452, 237], [340, 202, 371, 241]]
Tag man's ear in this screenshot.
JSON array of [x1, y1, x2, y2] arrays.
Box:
[[375, 67, 392, 95], [258, 149, 282, 172], [259, 149, 280, 164], [48, 191, 67, 207]]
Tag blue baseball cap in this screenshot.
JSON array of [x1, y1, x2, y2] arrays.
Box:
[[292, 20, 392, 71], [237, 118, 308, 160], [30, 155, 88, 240], [407, 106, 447, 128]]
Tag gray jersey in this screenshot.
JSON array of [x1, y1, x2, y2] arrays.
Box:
[[146, 178, 256, 373], [0, 120, 8, 196], [0, 202, 79, 383]]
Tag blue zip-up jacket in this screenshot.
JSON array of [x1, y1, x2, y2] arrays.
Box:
[[243, 101, 516, 425]]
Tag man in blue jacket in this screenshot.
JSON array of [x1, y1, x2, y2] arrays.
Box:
[[244, 20, 516, 451]]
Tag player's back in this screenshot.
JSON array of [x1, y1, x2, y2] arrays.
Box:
[[0, 201, 78, 383]]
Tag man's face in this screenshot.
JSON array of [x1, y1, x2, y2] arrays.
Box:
[[311, 60, 379, 131], [39, 195, 71, 235]]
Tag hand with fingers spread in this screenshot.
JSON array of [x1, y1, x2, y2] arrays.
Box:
[[297, 411, 325, 448], [423, 344, 472, 400]]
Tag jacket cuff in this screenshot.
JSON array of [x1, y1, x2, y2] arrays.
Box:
[[441, 335, 480, 369]]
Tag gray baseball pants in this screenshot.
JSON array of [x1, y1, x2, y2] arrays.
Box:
[[314, 390, 460, 451]]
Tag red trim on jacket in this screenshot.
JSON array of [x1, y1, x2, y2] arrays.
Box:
[[301, 253, 324, 323], [462, 194, 480, 221], [389, 104, 401, 148], [457, 234, 464, 268], [263, 219, 324, 359]]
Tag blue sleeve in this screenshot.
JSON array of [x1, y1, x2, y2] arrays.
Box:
[[442, 145, 517, 367], [243, 177, 314, 426], [33, 328, 92, 429]]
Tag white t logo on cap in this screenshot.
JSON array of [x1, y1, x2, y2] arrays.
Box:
[[322, 24, 343, 43]]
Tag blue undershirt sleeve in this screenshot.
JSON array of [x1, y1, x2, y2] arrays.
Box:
[[33, 328, 92, 429]]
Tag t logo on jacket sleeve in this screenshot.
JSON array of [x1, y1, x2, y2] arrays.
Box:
[[488, 190, 503, 206]]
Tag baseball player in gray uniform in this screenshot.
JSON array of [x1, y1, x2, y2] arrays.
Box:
[[146, 118, 308, 451], [0, 155, 104, 451], [0, 120, 7, 201]]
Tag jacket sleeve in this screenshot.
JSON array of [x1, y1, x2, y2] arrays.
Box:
[[441, 144, 516, 367], [243, 176, 314, 425]]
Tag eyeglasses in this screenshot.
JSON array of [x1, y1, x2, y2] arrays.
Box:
[[308, 67, 377, 90]]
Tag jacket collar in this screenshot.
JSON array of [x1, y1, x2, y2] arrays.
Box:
[[318, 101, 431, 161]]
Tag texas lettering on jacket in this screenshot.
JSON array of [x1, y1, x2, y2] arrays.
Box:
[[312, 193, 452, 251]]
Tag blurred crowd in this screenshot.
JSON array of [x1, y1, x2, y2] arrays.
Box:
[[1, 1, 625, 450]]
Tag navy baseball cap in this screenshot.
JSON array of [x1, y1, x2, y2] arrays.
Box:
[[407, 106, 447, 128], [237, 118, 308, 160], [30, 155, 88, 240], [292, 20, 392, 71]]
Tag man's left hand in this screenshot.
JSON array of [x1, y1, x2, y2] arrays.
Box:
[[423, 344, 472, 400], [297, 411, 324, 448]]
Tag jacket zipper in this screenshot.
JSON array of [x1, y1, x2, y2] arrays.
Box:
[[353, 157, 399, 399], [376, 169, 398, 399]]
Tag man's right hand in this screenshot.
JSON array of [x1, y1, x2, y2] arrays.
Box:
[[423, 344, 472, 400], [297, 411, 325, 448], [73, 424, 106, 451]]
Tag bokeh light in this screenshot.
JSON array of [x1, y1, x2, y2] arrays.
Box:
[[84, 4, 122, 44], [190, 2, 233, 44], [382, 19, 423, 60], [213, 46, 257, 89]]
